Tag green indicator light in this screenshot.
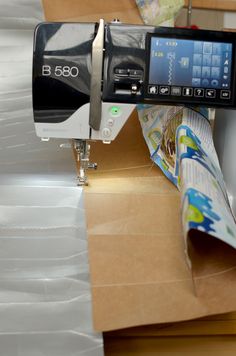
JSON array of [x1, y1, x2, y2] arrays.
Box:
[[110, 106, 120, 116]]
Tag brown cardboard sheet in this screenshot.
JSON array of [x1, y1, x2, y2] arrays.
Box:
[[43, 0, 236, 332], [43, 0, 143, 24], [85, 112, 236, 331]]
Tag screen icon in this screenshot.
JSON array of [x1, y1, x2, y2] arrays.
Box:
[[206, 89, 216, 98], [183, 87, 193, 96], [212, 55, 221, 67], [211, 67, 220, 79], [194, 88, 204, 97], [148, 85, 158, 94], [211, 79, 219, 87], [194, 41, 203, 54], [213, 43, 222, 55], [193, 54, 202, 66], [171, 87, 181, 96], [220, 90, 231, 99], [159, 86, 170, 95], [203, 54, 212, 66], [203, 42, 213, 54], [179, 57, 190, 69], [192, 66, 201, 77], [192, 78, 201, 86], [202, 79, 209, 87], [202, 66, 211, 78]]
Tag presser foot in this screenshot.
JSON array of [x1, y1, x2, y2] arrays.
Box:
[[74, 140, 97, 186]]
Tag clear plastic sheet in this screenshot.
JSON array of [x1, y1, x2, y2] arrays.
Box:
[[0, 186, 103, 353], [0, 1, 103, 354], [0, 1, 75, 184]]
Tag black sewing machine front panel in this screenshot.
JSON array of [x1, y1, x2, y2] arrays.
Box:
[[33, 22, 95, 123], [33, 22, 236, 121], [102, 24, 154, 103]]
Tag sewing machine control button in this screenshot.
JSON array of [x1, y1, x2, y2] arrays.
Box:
[[159, 86, 170, 95], [131, 83, 139, 94], [129, 69, 143, 78], [220, 90, 231, 99], [114, 68, 128, 76], [107, 118, 114, 126], [171, 87, 181, 96], [110, 106, 121, 116], [148, 85, 158, 94], [102, 128, 111, 138], [183, 87, 193, 97], [206, 89, 216, 98], [194, 88, 204, 97]]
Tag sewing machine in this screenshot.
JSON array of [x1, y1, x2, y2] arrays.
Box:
[[32, 20, 236, 184]]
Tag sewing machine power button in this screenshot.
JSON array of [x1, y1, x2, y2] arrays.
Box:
[[102, 127, 111, 138]]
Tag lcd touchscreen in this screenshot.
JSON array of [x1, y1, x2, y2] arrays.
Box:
[[149, 37, 232, 90]]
